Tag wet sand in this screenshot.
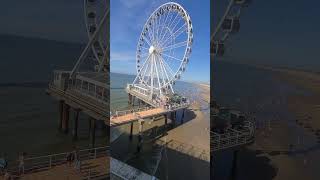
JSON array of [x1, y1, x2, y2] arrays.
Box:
[[236, 68, 320, 180]]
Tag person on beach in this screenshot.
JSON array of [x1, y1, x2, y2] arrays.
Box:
[[18, 152, 25, 175]]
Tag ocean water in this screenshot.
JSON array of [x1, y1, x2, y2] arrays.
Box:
[[0, 35, 107, 162]]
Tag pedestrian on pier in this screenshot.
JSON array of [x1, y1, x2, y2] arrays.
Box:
[[18, 152, 26, 175], [66, 151, 73, 167]]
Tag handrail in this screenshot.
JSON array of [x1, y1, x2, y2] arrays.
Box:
[[3, 146, 109, 177], [211, 121, 255, 151]]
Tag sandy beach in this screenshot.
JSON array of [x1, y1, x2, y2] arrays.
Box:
[[234, 67, 320, 180]]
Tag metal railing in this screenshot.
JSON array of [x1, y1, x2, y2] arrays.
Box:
[[111, 106, 154, 117], [211, 121, 255, 151], [157, 139, 210, 162], [3, 146, 109, 178], [127, 84, 150, 97], [68, 78, 108, 106]]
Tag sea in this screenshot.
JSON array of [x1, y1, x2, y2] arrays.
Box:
[[0, 35, 107, 162]]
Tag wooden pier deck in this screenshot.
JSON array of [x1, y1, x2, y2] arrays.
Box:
[[111, 108, 165, 127], [110, 103, 188, 127]]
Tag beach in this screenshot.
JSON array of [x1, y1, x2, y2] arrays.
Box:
[[236, 67, 320, 180]]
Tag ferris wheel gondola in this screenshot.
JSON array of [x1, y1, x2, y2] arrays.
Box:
[[84, 0, 109, 72], [211, 0, 251, 57]]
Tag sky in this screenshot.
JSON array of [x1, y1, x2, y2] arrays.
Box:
[[1, 0, 318, 75], [213, 0, 320, 71], [0, 0, 87, 43], [110, 0, 210, 83]]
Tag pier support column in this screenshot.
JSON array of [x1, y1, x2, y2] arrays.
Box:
[[90, 118, 96, 148], [73, 109, 80, 141], [58, 100, 64, 131], [181, 109, 185, 124], [132, 96, 135, 106], [128, 94, 132, 105], [230, 150, 239, 180], [62, 103, 70, 134], [170, 112, 175, 127], [137, 120, 144, 153], [164, 114, 168, 126], [129, 122, 133, 141]]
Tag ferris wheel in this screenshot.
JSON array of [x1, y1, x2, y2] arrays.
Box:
[[211, 0, 250, 57], [132, 2, 193, 96], [83, 0, 109, 72]]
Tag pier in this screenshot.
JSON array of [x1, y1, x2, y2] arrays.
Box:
[[47, 71, 108, 147], [46, 0, 109, 147]]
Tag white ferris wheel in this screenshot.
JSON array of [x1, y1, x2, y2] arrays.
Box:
[[132, 2, 193, 97]]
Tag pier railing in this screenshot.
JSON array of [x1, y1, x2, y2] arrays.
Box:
[[4, 146, 109, 178], [50, 71, 108, 106], [211, 121, 255, 151], [111, 106, 153, 117]]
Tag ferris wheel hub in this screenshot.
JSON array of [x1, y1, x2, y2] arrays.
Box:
[[149, 45, 156, 54]]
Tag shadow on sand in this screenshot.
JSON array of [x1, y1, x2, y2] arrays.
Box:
[[212, 148, 278, 180]]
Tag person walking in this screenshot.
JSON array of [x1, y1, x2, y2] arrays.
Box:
[[66, 151, 73, 167], [18, 152, 25, 175]]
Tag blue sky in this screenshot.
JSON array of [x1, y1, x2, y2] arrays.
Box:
[[110, 0, 210, 83]]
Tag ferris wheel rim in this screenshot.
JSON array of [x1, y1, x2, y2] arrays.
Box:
[[135, 2, 193, 91]]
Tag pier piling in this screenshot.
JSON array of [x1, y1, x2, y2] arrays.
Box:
[[129, 122, 133, 140], [137, 120, 144, 153], [73, 109, 80, 140], [90, 118, 96, 147], [58, 100, 64, 131], [181, 109, 185, 124], [164, 114, 168, 126], [62, 103, 70, 134], [128, 94, 132, 105]]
